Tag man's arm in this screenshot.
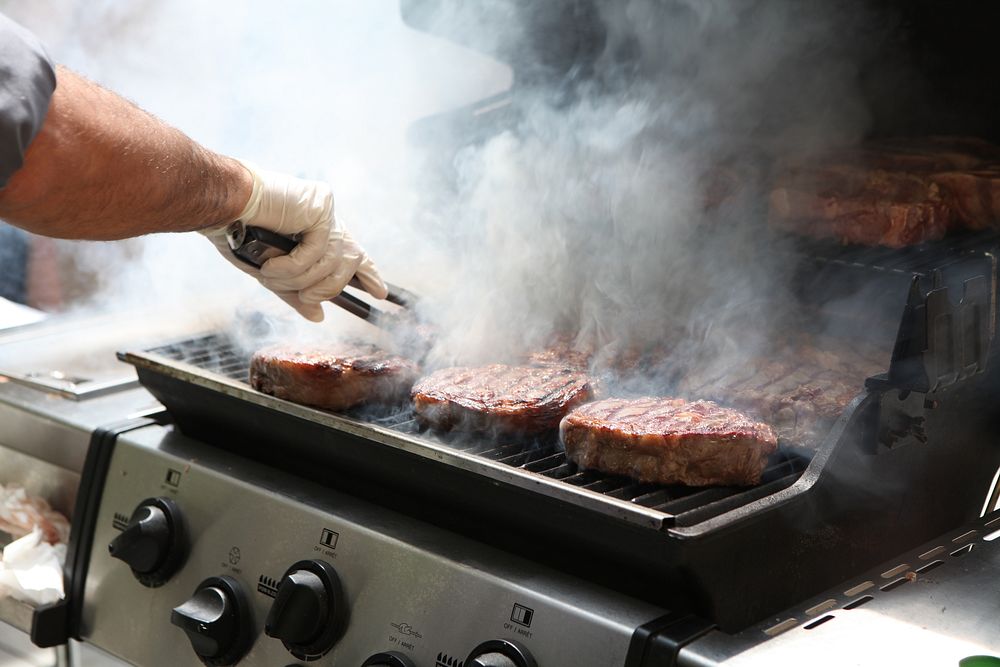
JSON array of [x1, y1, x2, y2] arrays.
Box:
[[0, 66, 252, 240]]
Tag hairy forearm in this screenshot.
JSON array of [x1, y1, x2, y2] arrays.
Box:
[[0, 66, 251, 240]]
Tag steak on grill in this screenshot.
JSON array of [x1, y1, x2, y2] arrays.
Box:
[[250, 343, 419, 411], [561, 398, 778, 487], [678, 338, 884, 447], [769, 166, 952, 247], [528, 340, 593, 370], [769, 136, 1000, 246], [412, 364, 595, 434], [931, 167, 1000, 230]]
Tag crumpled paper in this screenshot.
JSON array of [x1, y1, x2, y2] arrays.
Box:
[[0, 484, 71, 545], [0, 527, 66, 606]]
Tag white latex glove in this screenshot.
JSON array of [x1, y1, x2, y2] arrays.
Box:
[[202, 163, 387, 322]]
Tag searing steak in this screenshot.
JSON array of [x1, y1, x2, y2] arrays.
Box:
[[769, 136, 1000, 246], [931, 167, 1000, 230], [678, 337, 884, 447], [250, 343, 419, 411], [561, 398, 778, 487], [412, 364, 595, 434], [769, 166, 952, 247], [528, 340, 593, 370]]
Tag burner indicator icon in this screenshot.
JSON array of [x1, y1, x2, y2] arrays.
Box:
[[165, 469, 182, 487], [510, 603, 534, 628], [390, 622, 423, 638], [319, 528, 339, 549], [257, 574, 279, 598]]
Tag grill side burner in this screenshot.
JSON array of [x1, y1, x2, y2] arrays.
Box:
[[119, 232, 1000, 632]]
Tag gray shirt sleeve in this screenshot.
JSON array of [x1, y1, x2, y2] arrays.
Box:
[[0, 13, 56, 188]]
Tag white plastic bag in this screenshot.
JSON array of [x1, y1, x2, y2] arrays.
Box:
[[0, 527, 66, 605]]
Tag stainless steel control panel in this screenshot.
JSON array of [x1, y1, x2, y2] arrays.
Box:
[[82, 424, 665, 666]]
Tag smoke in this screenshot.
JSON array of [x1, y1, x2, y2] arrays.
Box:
[[2, 0, 893, 392], [414, 0, 885, 383], [0, 0, 509, 329]]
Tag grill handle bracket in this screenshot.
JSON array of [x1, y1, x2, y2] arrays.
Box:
[[863, 381, 932, 453], [888, 271, 992, 393]]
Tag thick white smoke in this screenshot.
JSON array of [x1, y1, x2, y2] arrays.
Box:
[[413, 0, 885, 383], [2, 0, 891, 390], [0, 0, 509, 330]]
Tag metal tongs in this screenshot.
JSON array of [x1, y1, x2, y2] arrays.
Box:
[[225, 222, 418, 328]]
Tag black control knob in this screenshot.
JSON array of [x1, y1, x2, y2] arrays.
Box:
[[361, 651, 415, 667], [465, 640, 536, 667], [108, 497, 186, 587], [265, 559, 347, 660], [171, 576, 253, 666]]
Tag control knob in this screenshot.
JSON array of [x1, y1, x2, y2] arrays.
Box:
[[107, 497, 186, 586], [171, 576, 253, 666], [361, 651, 415, 667], [265, 559, 347, 660], [465, 640, 537, 667]]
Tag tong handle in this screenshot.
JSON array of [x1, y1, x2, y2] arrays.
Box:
[[227, 224, 298, 267], [331, 290, 380, 324], [226, 222, 412, 323]]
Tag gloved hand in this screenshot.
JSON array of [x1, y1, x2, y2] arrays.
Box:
[[202, 162, 387, 322]]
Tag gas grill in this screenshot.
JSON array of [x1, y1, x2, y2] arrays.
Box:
[[7, 240, 1000, 665], [6, 2, 1000, 666], [109, 226, 1000, 645]]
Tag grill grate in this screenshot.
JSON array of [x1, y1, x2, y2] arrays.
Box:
[[146, 333, 809, 524], [795, 228, 1000, 276], [152, 333, 251, 382]]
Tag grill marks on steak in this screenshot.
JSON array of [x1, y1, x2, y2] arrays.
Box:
[[250, 343, 419, 412], [412, 364, 595, 434], [678, 341, 883, 447], [561, 398, 778, 487], [770, 164, 952, 247], [769, 136, 1000, 247], [528, 343, 593, 371]]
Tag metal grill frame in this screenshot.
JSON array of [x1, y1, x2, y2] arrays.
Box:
[[116, 230, 1000, 632], [122, 334, 809, 531], [119, 332, 1000, 632]]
